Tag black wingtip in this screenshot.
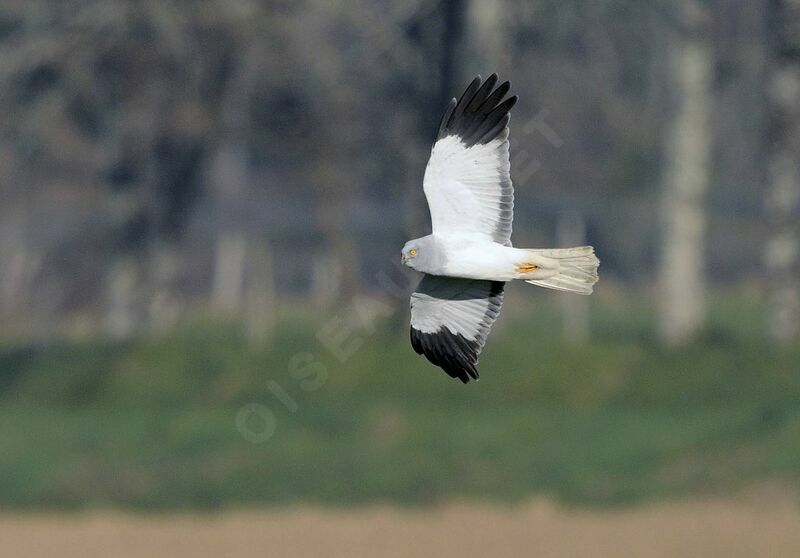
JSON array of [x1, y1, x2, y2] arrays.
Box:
[[410, 327, 482, 383], [435, 74, 515, 147]]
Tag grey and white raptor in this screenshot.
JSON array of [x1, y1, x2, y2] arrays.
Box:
[[402, 74, 600, 383]]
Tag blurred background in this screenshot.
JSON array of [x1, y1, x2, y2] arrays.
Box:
[[1, 0, 800, 556]]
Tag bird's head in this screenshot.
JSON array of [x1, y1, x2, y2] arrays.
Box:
[[401, 236, 442, 273], [401, 240, 420, 268]]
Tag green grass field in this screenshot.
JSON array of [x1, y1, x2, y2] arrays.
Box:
[[1, 290, 799, 509]]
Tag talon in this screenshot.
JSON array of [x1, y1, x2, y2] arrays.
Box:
[[516, 263, 538, 273]]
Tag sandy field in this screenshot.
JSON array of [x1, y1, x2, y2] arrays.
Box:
[[3, 494, 800, 558]]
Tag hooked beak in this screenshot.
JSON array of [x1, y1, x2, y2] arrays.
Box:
[[401, 253, 407, 264]]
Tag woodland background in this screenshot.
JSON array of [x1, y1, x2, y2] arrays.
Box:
[[0, 0, 799, 519]]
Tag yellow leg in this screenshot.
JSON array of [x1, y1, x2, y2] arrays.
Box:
[[516, 263, 538, 273]]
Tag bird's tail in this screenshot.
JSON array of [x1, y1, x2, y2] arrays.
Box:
[[519, 246, 599, 295]]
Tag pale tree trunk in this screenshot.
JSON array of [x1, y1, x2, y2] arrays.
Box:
[[208, 41, 260, 317], [558, 213, 590, 345], [208, 146, 277, 345], [211, 229, 277, 346], [766, 0, 800, 344], [208, 144, 249, 317], [211, 227, 248, 315], [658, 1, 713, 347], [242, 237, 276, 346], [310, 252, 343, 308], [466, 0, 511, 77], [0, 210, 42, 340], [147, 245, 183, 335], [105, 256, 141, 339]]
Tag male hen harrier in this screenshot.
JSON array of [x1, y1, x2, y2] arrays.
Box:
[[402, 74, 599, 383]]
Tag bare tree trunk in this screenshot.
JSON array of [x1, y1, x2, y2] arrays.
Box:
[[658, 1, 713, 347], [310, 251, 343, 308], [208, 140, 250, 318], [558, 213, 590, 345], [242, 236, 276, 346], [147, 245, 183, 335], [208, 40, 260, 317], [212, 229, 277, 345], [0, 210, 41, 340], [466, 0, 511, 76], [766, 0, 800, 344], [211, 228, 248, 315], [105, 256, 141, 339]]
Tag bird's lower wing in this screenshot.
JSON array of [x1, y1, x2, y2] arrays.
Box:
[[409, 274, 505, 383]]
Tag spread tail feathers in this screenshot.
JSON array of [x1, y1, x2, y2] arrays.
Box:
[[524, 246, 599, 295]]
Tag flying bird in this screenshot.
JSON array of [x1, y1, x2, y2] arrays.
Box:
[[402, 74, 599, 383]]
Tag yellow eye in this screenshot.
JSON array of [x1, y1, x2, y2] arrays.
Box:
[[409, 249, 417, 256]]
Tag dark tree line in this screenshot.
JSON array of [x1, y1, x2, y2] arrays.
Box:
[[0, 0, 796, 345]]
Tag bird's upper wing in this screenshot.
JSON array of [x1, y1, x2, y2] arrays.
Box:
[[410, 274, 504, 383], [422, 74, 517, 246]]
